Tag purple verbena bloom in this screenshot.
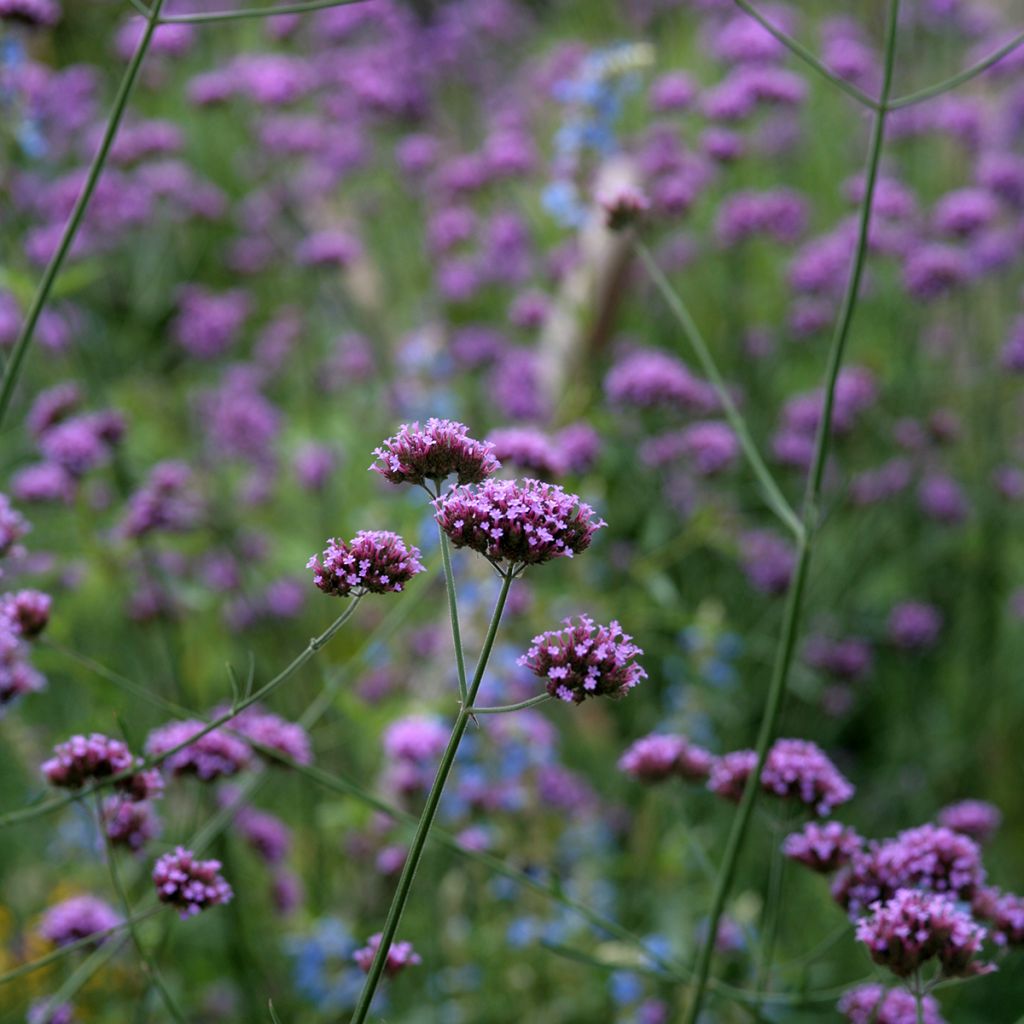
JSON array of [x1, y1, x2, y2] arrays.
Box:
[[739, 530, 794, 595], [27, 999, 76, 1024], [716, 189, 807, 246], [119, 461, 202, 538], [353, 933, 422, 976], [383, 715, 449, 762], [887, 601, 943, 650], [933, 187, 999, 238], [649, 72, 697, 112], [145, 720, 252, 781], [556, 423, 601, 473], [236, 806, 291, 864], [598, 182, 650, 231], [972, 886, 1024, 947], [0, 0, 60, 26], [604, 348, 716, 412], [435, 478, 604, 566], [761, 738, 854, 815], [519, 615, 646, 704], [10, 462, 76, 505], [618, 733, 714, 782], [295, 230, 362, 268], [1001, 316, 1024, 372], [0, 625, 45, 710], [856, 888, 992, 979], [223, 705, 313, 766], [102, 797, 161, 851], [308, 531, 425, 596], [838, 983, 946, 1024], [903, 244, 968, 300], [804, 635, 873, 682], [486, 426, 566, 478], [707, 750, 757, 802], [937, 800, 1002, 843], [783, 820, 863, 872], [26, 382, 81, 438], [1, 589, 51, 637], [371, 419, 499, 487], [152, 847, 233, 918], [38, 895, 121, 947], [42, 733, 136, 789], [172, 286, 249, 360], [295, 443, 336, 492], [918, 474, 969, 524]]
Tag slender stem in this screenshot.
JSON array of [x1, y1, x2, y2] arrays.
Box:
[[680, 4, 901, 1021], [0, 598, 362, 829], [96, 797, 186, 1023], [158, 0, 366, 23], [348, 569, 514, 1024], [0, 0, 166, 431], [730, 0, 880, 110], [753, 826, 787, 1004], [635, 240, 804, 541], [437, 526, 469, 705], [472, 694, 552, 714], [914, 972, 925, 1024], [888, 29, 1024, 109]]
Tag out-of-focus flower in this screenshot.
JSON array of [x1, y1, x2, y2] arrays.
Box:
[[38, 895, 121, 947]]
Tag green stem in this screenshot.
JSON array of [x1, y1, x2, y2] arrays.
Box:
[[0, 598, 362, 829], [680, 4, 901, 1021], [753, 825, 787, 1005], [730, 0, 880, 110], [888, 29, 1024, 109], [96, 797, 186, 1023], [472, 694, 552, 714], [159, 0, 366, 23], [437, 525, 469, 705], [348, 568, 515, 1024], [635, 240, 804, 541], [0, 0, 166, 431]]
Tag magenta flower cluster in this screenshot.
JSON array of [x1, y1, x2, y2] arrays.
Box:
[[838, 983, 945, 1024], [42, 733, 136, 789], [38, 895, 121, 948], [618, 733, 714, 783], [783, 821, 864, 873], [435, 479, 604, 567], [308, 530, 426, 597], [855, 888, 992, 979], [145, 720, 253, 782], [153, 847, 233, 918], [371, 418, 499, 487], [518, 615, 646, 704], [353, 933, 422, 976]]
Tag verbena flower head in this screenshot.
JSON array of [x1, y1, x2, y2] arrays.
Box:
[[937, 799, 1001, 843], [783, 820, 863, 873], [153, 847, 233, 918], [27, 999, 76, 1024], [0, 625, 45, 710], [235, 806, 291, 864], [145, 720, 252, 781], [838, 983, 946, 1024], [707, 750, 758, 802], [519, 615, 646, 704], [1, 589, 51, 637], [102, 797, 161, 851], [618, 733, 714, 782], [38, 895, 121, 947], [42, 733, 136, 789], [855, 888, 992, 979], [371, 419, 499, 487], [971, 886, 1024, 947], [435, 479, 604, 567], [598, 182, 650, 231], [222, 705, 313, 766], [0, 493, 28, 558], [383, 715, 449, 762], [308, 531, 425, 597], [0, 0, 61, 26], [761, 738, 855, 815], [887, 600, 943, 650], [353, 933, 422, 976]]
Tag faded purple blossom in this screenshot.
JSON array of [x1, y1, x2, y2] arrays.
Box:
[[153, 847, 233, 918], [308, 531, 425, 597], [887, 601, 943, 650], [172, 286, 249, 360], [145, 720, 252, 781], [716, 189, 807, 246], [604, 348, 716, 412], [38, 895, 121, 947], [937, 800, 1002, 843], [236, 806, 291, 864], [102, 797, 161, 851], [804, 635, 873, 682], [353, 933, 422, 976], [383, 715, 448, 762], [371, 419, 499, 488], [855, 888, 991, 979], [0, 0, 60, 26], [903, 244, 967, 300], [784, 820, 863, 873], [119, 461, 202, 538], [918, 474, 969, 524], [221, 705, 313, 766], [42, 733, 136, 789], [295, 230, 362, 268], [707, 750, 757, 802], [598, 182, 650, 231], [933, 187, 998, 238], [486, 426, 565, 478], [761, 738, 855, 815], [435, 478, 604, 567], [0, 494, 29, 558], [972, 886, 1024, 947], [618, 733, 713, 782], [519, 615, 646, 704], [838, 983, 946, 1024], [739, 530, 794, 595], [27, 999, 76, 1024], [1, 589, 51, 637]]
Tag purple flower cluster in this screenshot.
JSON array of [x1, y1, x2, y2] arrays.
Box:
[[618, 733, 714, 783], [739, 530, 794, 594], [153, 847, 233, 918], [102, 797, 162, 851], [707, 749, 758, 803], [838, 984, 945, 1024], [42, 733, 136, 789], [519, 615, 646, 704], [1, 589, 51, 637], [783, 820, 863, 873], [716, 188, 807, 246], [308, 531, 425, 597], [972, 886, 1024, 947], [119, 461, 203, 538], [221, 705, 313, 766], [38, 895, 121, 947], [604, 348, 717, 412], [145, 720, 253, 781], [486, 426, 566, 478], [937, 799, 1002, 843], [436, 478, 603, 567], [887, 601, 943, 650], [353, 933, 422, 976], [0, 493, 28, 558], [855, 888, 991, 979], [0, 0, 60, 26], [371, 418, 499, 487]]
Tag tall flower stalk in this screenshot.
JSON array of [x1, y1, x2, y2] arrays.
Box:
[[670, 2, 904, 1019]]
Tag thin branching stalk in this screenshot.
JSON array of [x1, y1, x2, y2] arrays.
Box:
[[433, 506, 470, 705], [888, 29, 1024, 109], [730, 0, 880, 110], [472, 694, 552, 714], [680, 2, 902, 1020], [158, 0, 366, 23], [0, 0, 166, 431], [0, 598, 362, 830], [635, 240, 804, 540], [348, 568, 515, 1024]]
